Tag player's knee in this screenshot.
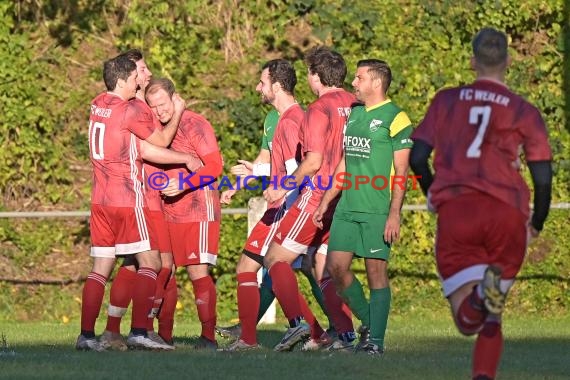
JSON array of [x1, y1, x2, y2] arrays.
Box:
[[160, 252, 174, 269], [263, 255, 276, 270], [92, 257, 116, 278], [136, 251, 161, 272], [236, 258, 252, 274]]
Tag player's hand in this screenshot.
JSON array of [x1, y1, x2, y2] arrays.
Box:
[[186, 155, 202, 172], [220, 189, 237, 205], [263, 187, 286, 204], [172, 93, 186, 115], [384, 212, 401, 244], [527, 224, 540, 244], [161, 177, 185, 197], [231, 160, 254, 177], [312, 203, 328, 229]]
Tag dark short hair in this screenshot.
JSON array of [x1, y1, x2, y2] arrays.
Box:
[[145, 77, 176, 99], [304, 46, 347, 87], [103, 55, 136, 91], [262, 59, 297, 95], [472, 28, 508, 67], [357, 59, 392, 93], [119, 49, 144, 62]]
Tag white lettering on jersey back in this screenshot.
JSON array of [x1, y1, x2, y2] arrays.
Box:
[[90, 105, 112, 118], [459, 88, 510, 107]]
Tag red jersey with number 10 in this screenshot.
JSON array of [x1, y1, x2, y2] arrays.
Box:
[[89, 93, 156, 207], [412, 79, 552, 217]]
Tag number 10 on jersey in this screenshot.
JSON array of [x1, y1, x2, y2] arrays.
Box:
[[89, 120, 105, 160]]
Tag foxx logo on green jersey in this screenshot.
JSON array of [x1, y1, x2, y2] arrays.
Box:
[[344, 136, 371, 149]]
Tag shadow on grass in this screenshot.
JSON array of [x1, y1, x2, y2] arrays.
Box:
[[173, 328, 289, 350]]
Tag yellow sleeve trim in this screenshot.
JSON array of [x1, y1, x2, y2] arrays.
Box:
[[390, 111, 412, 137]]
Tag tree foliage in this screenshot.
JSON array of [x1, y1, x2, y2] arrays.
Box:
[[0, 0, 567, 321]]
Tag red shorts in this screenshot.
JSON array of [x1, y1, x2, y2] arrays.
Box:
[[168, 221, 220, 267], [436, 193, 527, 296], [148, 210, 172, 254], [244, 206, 287, 257], [90, 204, 158, 258], [271, 205, 333, 255]]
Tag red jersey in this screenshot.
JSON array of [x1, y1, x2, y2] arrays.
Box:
[[412, 79, 552, 217], [163, 110, 222, 223], [89, 92, 155, 207], [296, 89, 356, 213], [269, 103, 304, 209], [133, 98, 166, 212]]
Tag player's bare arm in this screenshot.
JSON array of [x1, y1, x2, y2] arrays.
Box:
[[264, 150, 322, 203], [385, 148, 411, 244], [140, 140, 197, 166], [313, 153, 345, 229]]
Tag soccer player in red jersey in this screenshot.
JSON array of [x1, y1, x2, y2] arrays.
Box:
[[218, 107, 336, 350], [410, 28, 552, 379], [100, 50, 186, 350], [78, 55, 196, 351], [263, 46, 356, 352], [221, 59, 322, 351], [146, 77, 224, 349]]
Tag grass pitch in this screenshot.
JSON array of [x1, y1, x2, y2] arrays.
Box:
[[0, 314, 568, 380]]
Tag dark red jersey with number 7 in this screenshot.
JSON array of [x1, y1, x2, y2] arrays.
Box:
[[412, 79, 552, 218]]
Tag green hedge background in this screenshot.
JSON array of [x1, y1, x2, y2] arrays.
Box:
[[0, 0, 568, 324]]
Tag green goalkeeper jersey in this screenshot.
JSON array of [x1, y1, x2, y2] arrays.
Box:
[[337, 99, 413, 214]]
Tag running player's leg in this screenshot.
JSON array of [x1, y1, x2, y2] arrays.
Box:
[[437, 193, 526, 378]]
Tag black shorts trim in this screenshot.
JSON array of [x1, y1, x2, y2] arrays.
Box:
[[243, 249, 264, 266]]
